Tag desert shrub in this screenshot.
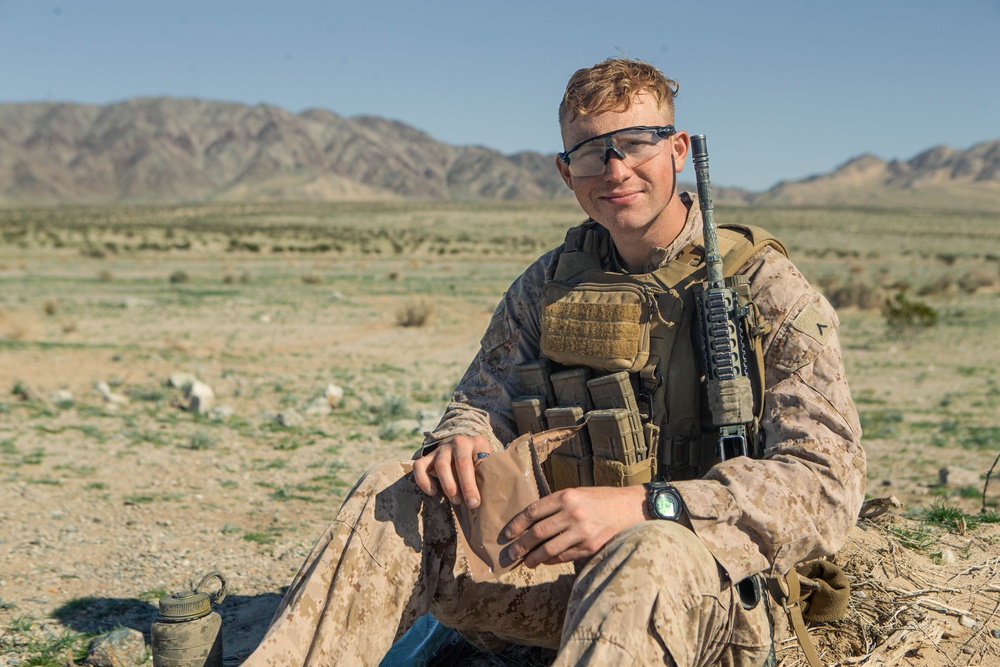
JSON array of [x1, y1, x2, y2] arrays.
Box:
[[882, 291, 938, 332], [826, 279, 884, 310], [302, 273, 323, 285], [378, 421, 414, 441], [957, 268, 997, 294], [97, 269, 114, 282], [369, 393, 410, 424], [396, 297, 435, 327], [918, 275, 956, 296], [187, 430, 219, 450], [169, 270, 190, 284]]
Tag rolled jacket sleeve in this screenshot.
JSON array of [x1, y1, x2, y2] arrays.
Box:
[[672, 246, 866, 583]]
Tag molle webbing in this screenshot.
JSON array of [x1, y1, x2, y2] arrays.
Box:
[[541, 299, 646, 370]]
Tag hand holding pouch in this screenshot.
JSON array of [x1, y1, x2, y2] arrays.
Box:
[[453, 427, 580, 582]]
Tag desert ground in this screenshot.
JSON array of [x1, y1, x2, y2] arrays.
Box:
[[0, 200, 998, 666]]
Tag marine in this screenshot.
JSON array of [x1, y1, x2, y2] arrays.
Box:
[[240, 57, 866, 666]]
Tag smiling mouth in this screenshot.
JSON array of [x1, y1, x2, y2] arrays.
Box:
[[601, 191, 640, 202]]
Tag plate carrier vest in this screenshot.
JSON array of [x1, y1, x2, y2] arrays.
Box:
[[532, 220, 787, 485]]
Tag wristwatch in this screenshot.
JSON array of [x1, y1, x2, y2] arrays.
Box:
[[644, 482, 684, 521]]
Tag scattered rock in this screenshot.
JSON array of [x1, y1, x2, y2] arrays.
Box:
[[11, 380, 43, 402], [276, 409, 304, 428], [324, 383, 344, 408], [210, 405, 235, 420], [86, 626, 147, 667], [186, 381, 215, 414], [304, 396, 332, 416], [119, 296, 156, 309], [95, 381, 128, 405], [166, 372, 199, 390], [50, 388, 74, 405]]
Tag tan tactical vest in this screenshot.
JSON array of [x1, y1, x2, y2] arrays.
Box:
[[537, 220, 787, 484]]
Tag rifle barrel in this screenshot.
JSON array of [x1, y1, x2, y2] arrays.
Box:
[[691, 135, 723, 286]]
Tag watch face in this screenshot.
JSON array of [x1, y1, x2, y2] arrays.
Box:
[[654, 491, 680, 519]]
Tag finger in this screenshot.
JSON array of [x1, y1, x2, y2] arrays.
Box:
[[522, 530, 580, 568], [412, 456, 438, 496], [540, 545, 592, 567], [433, 448, 462, 505], [454, 450, 481, 509], [502, 501, 566, 561], [502, 495, 559, 541], [509, 519, 579, 569]]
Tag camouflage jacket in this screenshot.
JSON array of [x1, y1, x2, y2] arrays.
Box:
[[421, 193, 866, 584]]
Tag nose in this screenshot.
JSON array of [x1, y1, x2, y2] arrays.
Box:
[[602, 147, 632, 180], [601, 146, 627, 166]]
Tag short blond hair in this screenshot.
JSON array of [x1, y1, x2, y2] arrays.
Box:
[[558, 58, 679, 129]]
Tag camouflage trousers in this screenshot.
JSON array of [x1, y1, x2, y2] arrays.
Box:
[[240, 461, 773, 666]]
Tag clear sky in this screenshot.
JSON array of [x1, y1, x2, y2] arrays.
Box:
[[1, 0, 997, 190]]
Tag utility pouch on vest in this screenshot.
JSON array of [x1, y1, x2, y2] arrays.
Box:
[[587, 372, 646, 460], [511, 396, 547, 435], [515, 360, 557, 406], [540, 282, 651, 373], [550, 368, 594, 411], [586, 409, 652, 486], [544, 406, 594, 488], [592, 456, 653, 487]]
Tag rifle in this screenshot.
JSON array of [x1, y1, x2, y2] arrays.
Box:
[[691, 134, 756, 461]]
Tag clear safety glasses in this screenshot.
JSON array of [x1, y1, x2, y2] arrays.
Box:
[[558, 125, 676, 178]]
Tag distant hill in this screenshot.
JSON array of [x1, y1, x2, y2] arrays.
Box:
[[0, 97, 997, 211], [753, 141, 1000, 211], [0, 98, 572, 205]]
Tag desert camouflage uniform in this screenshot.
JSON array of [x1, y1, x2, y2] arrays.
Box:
[[241, 193, 866, 666]]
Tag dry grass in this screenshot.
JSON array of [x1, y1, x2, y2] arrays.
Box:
[[776, 511, 1000, 666], [395, 297, 436, 328]]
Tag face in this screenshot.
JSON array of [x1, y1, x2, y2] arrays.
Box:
[[556, 93, 690, 246]]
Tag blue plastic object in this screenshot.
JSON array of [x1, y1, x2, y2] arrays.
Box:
[[379, 613, 461, 667]]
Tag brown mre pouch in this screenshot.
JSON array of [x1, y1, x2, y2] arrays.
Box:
[[453, 427, 580, 582]]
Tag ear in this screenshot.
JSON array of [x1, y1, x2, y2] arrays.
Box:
[[555, 154, 575, 191], [670, 130, 691, 174]]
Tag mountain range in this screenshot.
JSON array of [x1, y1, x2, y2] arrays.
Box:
[[1, 97, 998, 211]]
